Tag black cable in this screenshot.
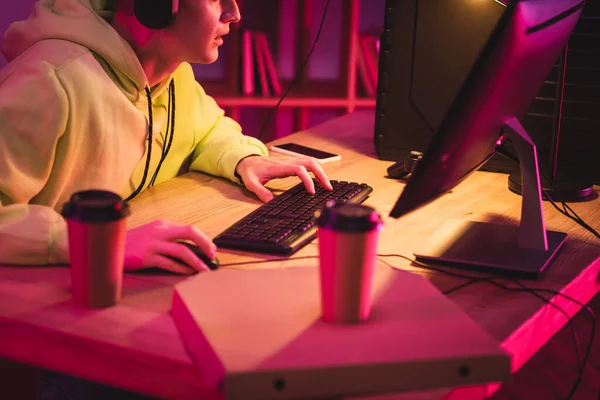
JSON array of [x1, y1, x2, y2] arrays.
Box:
[[442, 276, 500, 295], [377, 252, 486, 280], [559, 201, 600, 239], [256, 0, 332, 141], [42, 377, 79, 400], [377, 253, 596, 400], [507, 278, 582, 375], [427, 252, 583, 375], [219, 255, 319, 268], [543, 191, 600, 239], [495, 146, 599, 239], [377, 253, 583, 372], [379, 253, 588, 365], [506, 282, 595, 400], [378, 254, 584, 373]]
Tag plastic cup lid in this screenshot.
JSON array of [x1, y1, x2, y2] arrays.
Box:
[[315, 200, 382, 232], [61, 190, 130, 223]]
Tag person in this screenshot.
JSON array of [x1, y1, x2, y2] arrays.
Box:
[[0, 0, 333, 275]]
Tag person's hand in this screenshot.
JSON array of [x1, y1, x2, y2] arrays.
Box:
[[235, 156, 334, 202], [123, 220, 217, 274]]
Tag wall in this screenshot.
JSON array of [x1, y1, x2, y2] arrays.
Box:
[[0, 0, 36, 69]]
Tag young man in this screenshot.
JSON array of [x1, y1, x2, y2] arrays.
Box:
[[0, 0, 332, 274]]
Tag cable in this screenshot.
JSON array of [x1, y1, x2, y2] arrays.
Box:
[[256, 0, 332, 142], [558, 201, 600, 239], [502, 281, 595, 400], [378, 253, 590, 364], [507, 278, 582, 375], [377, 252, 488, 280], [377, 253, 596, 400], [549, 198, 600, 239], [495, 146, 600, 240], [219, 255, 319, 268], [42, 377, 79, 400], [442, 276, 501, 295]]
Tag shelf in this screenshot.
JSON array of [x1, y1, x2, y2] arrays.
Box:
[[191, 0, 384, 138], [202, 79, 352, 99], [213, 96, 376, 108]]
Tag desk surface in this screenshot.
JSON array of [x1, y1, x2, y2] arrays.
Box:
[[0, 111, 599, 400]]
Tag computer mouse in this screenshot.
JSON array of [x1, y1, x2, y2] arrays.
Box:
[[169, 241, 220, 271]]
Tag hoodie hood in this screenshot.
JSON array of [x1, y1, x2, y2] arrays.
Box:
[[2, 0, 147, 95]]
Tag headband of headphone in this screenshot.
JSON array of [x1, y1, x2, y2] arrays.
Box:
[[134, 0, 179, 30]]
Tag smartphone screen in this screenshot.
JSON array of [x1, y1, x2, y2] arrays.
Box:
[[270, 143, 341, 163]]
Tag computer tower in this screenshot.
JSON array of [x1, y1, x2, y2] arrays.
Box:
[[374, 0, 600, 187]]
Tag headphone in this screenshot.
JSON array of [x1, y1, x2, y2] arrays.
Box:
[[134, 0, 179, 30]]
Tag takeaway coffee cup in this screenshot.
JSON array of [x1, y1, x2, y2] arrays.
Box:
[[315, 201, 383, 324], [61, 190, 130, 308]]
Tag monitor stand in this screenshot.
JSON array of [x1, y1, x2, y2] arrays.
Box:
[[415, 117, 568, 277]]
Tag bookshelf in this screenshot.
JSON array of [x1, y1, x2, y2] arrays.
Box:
[[192, 0, 385, 141]]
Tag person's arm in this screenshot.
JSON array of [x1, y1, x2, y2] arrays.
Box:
[[188, 82, 268, 183], [0, 203, 69, 265], [0, 62, 70, 265], [186, 82, 332, 202], [0, 63, 218, 272]]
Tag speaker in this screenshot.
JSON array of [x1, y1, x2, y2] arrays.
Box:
[[374, 0, 600, 194], [134, 0, 179, 30]]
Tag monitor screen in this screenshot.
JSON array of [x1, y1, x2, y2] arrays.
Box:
[[390, 0, 584, 218], [386, 0, 585, 275]]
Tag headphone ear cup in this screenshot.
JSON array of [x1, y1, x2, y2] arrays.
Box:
[[134, 0, 175, 30]]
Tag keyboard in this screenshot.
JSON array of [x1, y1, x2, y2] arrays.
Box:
[[213, 180, 373, 255]]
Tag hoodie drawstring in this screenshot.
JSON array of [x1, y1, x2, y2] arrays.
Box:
[[150, 79, 175, 186], [125, 80, 175, 201]]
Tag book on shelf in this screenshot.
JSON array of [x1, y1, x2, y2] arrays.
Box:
[[356, 41, 375, 96], [356, 34, 380, 97], [253, 32, 270, 96], [255, 32, 283, 96], [242, 30, 254, 96], [241, 29, 282, 97]]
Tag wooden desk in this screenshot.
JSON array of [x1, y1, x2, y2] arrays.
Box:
[[0, 111, 598, 399]]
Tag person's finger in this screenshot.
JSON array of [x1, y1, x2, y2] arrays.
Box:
[[243, 173, 274, 203], [290, 165, 315, 195], [296, 158, 332, 190], [149, 254, 198, 275], [160, 224, 217, 259], [265, 163, 316, 194], [157, 241, 211, 273]]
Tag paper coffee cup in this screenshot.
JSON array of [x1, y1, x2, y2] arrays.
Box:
[[315, 201, 383, 324], [61, 190, 130, 308]]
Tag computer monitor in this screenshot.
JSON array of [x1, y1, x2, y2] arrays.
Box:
[[388, 0, 585, 276], [375, 0, 599, 201]]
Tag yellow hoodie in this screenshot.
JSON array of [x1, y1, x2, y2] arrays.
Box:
[[0, 0, 268, 265]]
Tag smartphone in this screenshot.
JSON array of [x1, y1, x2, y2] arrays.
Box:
[[270, 142, 342, 163]]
